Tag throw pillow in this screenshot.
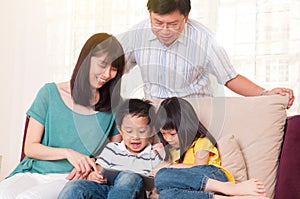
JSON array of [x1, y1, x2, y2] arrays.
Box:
[[217, 134, 248, 183]]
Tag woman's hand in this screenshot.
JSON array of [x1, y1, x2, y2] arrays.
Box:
[[64, 149, 97, 180]]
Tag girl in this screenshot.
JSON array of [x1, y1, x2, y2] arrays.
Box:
[[154, 97, 270, 199], [0, 33, 124, 199]]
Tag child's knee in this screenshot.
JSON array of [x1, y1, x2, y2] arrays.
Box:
[[116, 172, 143, 186]]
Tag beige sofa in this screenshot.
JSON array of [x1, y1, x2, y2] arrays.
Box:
[[152, 95, 289, 198]]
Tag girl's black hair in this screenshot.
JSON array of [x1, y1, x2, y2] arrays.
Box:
[[155, 97, 217, 163], [147, 0, 191, 17], [70, 33, 125, 112]]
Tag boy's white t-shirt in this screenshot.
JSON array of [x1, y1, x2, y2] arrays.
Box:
[[96, 141, 163, 175]]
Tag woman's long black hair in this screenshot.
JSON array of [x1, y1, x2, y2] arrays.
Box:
[[70, 33, 125, 112], [155, 97, 217, 163]]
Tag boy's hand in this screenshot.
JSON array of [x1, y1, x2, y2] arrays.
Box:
[[87, 171, 107, 184]]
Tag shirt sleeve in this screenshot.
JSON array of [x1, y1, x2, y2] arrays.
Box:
[[206, 38, 238, 85], [26, 84, 50, 125], [194, 137, 215, 154], [96, 143, 113, 168], [116, 31, 137, 72]]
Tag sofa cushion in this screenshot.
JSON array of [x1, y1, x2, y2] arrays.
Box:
[[217, 134, 247, 183], [152, 95, 288, 198], [275, 115, 300, 199]]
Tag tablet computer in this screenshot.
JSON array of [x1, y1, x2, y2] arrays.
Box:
[[101, 167, 154, 191]]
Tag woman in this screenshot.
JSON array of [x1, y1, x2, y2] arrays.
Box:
[[0, 33, 125, 199]]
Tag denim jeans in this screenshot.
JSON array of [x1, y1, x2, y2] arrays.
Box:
[[154, 165, 228, 199], [58, 171, 145, 199]]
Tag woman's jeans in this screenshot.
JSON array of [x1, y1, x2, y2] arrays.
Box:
[[58, 171, 145, 199], [154, 165, 228, 199]]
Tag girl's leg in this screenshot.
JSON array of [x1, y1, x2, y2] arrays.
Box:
[[215, 195, 270, 199], [159, 188, 214, 199], [58, 179, 110, 199], [156, 172, 269, 199], [155, 165, 227, 192], [205, 178, 267, 197], [108, 171, 145, 199]]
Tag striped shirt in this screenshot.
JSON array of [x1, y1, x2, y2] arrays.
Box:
[[117, 19, 238, 98], [96, 141, 163, 175]]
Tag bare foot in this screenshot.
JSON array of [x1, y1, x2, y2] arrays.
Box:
[[215, 194, 270, 199], [222, 179, 266, 196], [230, 196, 270, 199]]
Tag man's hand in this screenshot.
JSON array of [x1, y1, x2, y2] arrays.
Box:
[[266, 88, 294, 109]]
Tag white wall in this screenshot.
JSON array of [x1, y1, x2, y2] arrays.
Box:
[[0, 0, 146, 180], [0, 0, 148, 180], [0, 0, 53, 179], [0, 0, 16, 180]]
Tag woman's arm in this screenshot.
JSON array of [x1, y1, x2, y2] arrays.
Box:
[[24, 117, 97, 177]]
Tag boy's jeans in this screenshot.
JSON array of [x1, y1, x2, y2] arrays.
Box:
[[154, 165, 228, 199], [58, 171, 144, 199]]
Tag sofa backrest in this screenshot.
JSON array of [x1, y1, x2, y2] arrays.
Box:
[[151, 95, 288, 198]]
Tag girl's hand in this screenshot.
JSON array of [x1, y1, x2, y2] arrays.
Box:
[[152, 142, 166, 160], [150, 162, 172, 176], [64, 149, 97, 179]]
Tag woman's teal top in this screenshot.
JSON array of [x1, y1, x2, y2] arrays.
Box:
[[8, 83, 118, 177]]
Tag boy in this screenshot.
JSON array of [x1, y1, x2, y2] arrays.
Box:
[[58, 99, 162, 199]]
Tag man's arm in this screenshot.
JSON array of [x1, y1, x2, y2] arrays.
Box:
[[225, 74, 264, 96], [225, 74, 294, 109]]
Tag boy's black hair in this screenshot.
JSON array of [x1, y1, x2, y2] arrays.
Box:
[[115, 99, 156, 127], [147, 0, 191, 17]]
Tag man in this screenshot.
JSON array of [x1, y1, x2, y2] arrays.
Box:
[[117, 0, 294, 108]]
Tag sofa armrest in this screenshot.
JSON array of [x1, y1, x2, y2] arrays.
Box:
[[275, 114, 300, 199]]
